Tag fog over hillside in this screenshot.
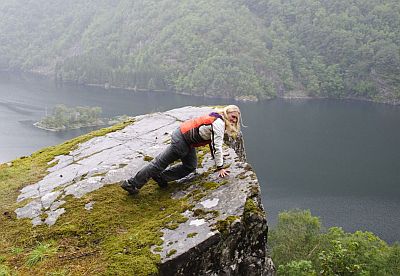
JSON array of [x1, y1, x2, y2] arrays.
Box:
[[0, 0, 399, 102]]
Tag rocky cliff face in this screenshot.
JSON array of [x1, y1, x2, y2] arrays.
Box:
[[1, 106, 274, 275]]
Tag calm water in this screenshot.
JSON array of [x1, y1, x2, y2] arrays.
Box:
[[1, 73, 399, 243]]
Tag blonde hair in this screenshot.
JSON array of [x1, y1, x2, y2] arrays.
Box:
[[215, 105, 242, 139]]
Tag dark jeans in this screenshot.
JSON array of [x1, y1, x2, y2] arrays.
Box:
[[128, 128, 197, 188]]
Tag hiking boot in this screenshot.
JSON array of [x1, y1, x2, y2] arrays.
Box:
[[152, 174, 168, 189], [121, 180, 139, 195]]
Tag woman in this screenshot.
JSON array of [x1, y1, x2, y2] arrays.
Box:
[[121, 105, 242, 195]]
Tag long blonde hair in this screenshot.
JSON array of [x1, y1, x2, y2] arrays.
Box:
[[215, 105, 242, 139]]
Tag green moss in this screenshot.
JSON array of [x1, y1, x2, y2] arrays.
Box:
[[166, 249, 177, 257], [214, 216, 240, 236], [187, 233, 198, 238], [165, 222, 180, 230], [244, 198, 264, 220], [193, 209, 219, 220], [176, 216, 189, 223], [202, 181, 220, 190], [153, 246, 163, 252], [143, 155, 154, 162], [196, 145, 211, 168], [192, 192, 207, 202], [209, 210, 220, 218], [163, 215, 188, 230], [193, 208, 207, 217], [202, 180, 229, 190]]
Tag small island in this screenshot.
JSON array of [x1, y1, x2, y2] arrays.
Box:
[[34, 104, 129, 131]]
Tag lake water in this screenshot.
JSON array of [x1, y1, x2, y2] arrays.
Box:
[[1, 72, 399, 243]]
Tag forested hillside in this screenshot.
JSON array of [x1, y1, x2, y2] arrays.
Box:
[[0, 0, 399, 102]]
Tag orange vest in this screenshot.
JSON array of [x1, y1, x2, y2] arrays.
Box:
[[180, 113, 223, 148]]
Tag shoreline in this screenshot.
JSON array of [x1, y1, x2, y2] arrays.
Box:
[[1, 70, 399, 106], [33, 121, 107, 132], [33, 116, 130, 132]]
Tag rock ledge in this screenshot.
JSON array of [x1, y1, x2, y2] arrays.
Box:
[[14, 106, 274, 275]]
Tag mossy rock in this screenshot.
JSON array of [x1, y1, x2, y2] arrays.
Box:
[[0, 107, 266, 275], [0, 119, 195, 275]]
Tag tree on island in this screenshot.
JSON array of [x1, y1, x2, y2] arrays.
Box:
[[38, 104, 103, 130]]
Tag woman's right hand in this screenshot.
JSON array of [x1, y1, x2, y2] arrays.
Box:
[[218, 168, 229, 178]]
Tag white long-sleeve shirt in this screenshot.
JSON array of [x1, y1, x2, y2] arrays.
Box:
[[198, 118, 225, 168]]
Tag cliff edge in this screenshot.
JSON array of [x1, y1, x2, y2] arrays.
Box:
[[0, 106, 274, 275]]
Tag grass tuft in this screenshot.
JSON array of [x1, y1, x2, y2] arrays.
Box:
[[25, 242, 58, 267], [0, 264, 11, 276], [10, 247, 23, 255]]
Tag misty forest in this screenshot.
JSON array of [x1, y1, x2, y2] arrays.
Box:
[[0, 0, 399, 102]]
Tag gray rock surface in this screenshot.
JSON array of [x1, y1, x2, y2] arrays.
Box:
[[14, 106, 275, 275], [157, 148, 274, 275], [15, 106, 212, 225]]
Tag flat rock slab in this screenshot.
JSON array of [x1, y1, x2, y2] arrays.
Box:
[[15, 106, 215, 226]]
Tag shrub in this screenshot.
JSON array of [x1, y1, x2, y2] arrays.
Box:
[[270, 209, 396, 276], [269, 209, 322, 266], [277, 260, 317, 276]]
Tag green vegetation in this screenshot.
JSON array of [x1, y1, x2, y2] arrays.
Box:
[[0, 0, 398, 102], [270, 209, 400, 276], [37, 104, 103, 130], [192, 208, 219, 220], [25, 242, 58, 267], [166, 249, 177, 257], [0, 264, 11, 276], [201, 181, 227, 190], [36, 104, 130, 131], [214, 215, 240, 236], [243, 197, 264, 219], [187, 232, 198, 238]]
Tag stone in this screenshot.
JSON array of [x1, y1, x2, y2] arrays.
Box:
[[12, 106, 275, 275], [84, 201, 95, 211]]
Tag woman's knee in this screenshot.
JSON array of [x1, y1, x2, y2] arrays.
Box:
[[184, 161, 197, 172]]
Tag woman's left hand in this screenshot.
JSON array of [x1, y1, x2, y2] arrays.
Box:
[[218, 168, 229, 178]]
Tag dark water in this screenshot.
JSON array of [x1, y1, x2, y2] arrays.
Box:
[[1, 72, 399, 243]]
